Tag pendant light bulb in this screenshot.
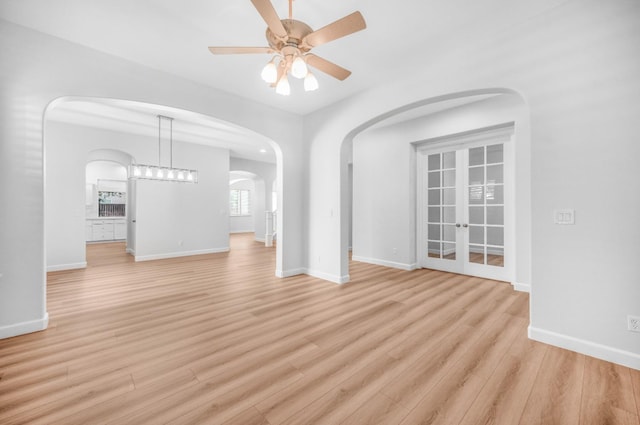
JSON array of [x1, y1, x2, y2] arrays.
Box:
[[145, 167, 153, 178], [304, 71, 319, 92], [157, 168, 164, 179], [133, 166, 141, 177], [261, 58, 278, 84], [276, 74, 291, 96], [291, 56, 307, 79]]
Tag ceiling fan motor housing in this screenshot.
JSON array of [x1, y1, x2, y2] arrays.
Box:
[[266, 19, 313, 53]]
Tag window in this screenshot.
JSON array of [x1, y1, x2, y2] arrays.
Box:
[[98, 191, 126, 217], [230, 189, 251, 216]]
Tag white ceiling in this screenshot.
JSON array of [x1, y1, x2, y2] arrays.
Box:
[[0, 0, 569, 115]]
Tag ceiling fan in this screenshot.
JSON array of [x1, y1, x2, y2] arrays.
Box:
[[208, 0, 366, 95]]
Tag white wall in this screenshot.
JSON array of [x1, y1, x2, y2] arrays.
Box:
[[305, 0, 640, 368], [46, 122, 230, 266], [352, 94, 528, 279], [0, 18, 305, 339], [229, 179, 255, 234]]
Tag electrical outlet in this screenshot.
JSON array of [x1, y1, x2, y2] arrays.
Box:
[[628, 315, 640, 333]]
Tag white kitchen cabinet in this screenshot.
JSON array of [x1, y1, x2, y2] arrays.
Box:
[[114, 220, 126, 239], [87, 219, 126, 241]]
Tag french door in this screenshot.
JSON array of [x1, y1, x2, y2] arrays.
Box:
[[418, 133, 512, 282]]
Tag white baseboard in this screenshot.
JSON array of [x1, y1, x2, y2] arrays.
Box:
[[255, 237, 266, 243], [0, 313, 49, 339], [135, 247, 229, 262], [352, 255, 418, 271], [126, 248, 135, 255], [529, 326, 640, 370], [47, 262, 87, 272], [230, 230, 254, 234], [512, 282, 531, 293], [305, 269, 350, 284], [275, 268, 306, 278]]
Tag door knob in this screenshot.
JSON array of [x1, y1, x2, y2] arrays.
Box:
[[455, 223, 461, 228], [463, 223, 468, 228]]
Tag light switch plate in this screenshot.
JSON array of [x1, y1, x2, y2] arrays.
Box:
[[554, 209, 575, 225]]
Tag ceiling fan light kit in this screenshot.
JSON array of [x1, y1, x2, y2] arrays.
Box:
[[208, 0, 366, 96]]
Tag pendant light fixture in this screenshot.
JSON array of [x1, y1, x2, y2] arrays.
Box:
[[130, 115, 198, 183]]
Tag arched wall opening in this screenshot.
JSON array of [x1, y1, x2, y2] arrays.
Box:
[[43, 96, 285, 279], [229, 158, 278, 245], [340, 88, 531, 290], [229, 171, 264, 240], [85, 158, 129, 241]]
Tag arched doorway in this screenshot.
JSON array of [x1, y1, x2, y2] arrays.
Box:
[[341, 89, 531, 291], [44, 97, 284, 275]]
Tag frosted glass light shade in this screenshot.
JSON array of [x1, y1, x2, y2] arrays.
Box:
[[276, 75, 290, 96], [304, 72, 319, 91], [261, 59, 278, 83], [130, 165, 197, 183], [291, 56, 307, 79]]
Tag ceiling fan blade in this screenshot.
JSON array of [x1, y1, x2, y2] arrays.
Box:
[[208, 47, 274, 55], [302, 11, 366, 48], [306, 53, 351, 81], [250, 0, 288, 40]]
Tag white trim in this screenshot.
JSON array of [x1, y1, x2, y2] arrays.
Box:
[[126, 248, 135, 255], [275, 268, 306, 278], [352, 255, 418, 271], [306, 269, 350, 284], [529, 326, 640, 370], [414, 122, 515, 152], [0, 313, 49, 339], [134, 247, 229, 262], [229, 230, 255, 234], [254, 236, 266, 243], [47, 262, 87, 272], [512, 281, 531, 292]]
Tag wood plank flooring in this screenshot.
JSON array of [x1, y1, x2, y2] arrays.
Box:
[[1, 233, 638, 424]]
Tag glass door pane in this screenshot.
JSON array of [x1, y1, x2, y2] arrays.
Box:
[[426, 151, 457, 261], [467, 144, 505, 268]]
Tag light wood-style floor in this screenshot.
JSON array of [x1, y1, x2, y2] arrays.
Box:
[[1, 234, 639, 425]]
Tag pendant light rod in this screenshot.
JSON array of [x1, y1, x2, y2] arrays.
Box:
[[157, 115, 175, 168], [289, 0, 293, 19], [158, 115, 162, 166]]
